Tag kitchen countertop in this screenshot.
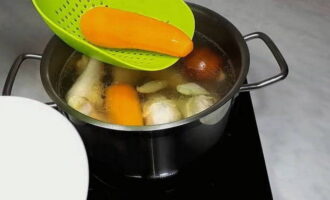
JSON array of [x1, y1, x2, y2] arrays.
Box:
[[1, 0, 329, 199]]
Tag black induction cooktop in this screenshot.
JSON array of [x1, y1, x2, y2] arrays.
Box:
[[87, 92, 273, 200]]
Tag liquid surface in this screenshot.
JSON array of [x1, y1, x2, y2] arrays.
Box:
[[58, 32, 236, 126]]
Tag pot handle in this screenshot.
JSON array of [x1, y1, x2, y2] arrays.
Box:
[[240, 32, 288, 92], [2, 53, 57, 108]]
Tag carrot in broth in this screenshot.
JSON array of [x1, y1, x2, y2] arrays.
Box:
[[105, 83, 143, 126]]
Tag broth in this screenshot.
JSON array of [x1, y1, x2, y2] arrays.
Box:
[[58, 32, 236, 126]]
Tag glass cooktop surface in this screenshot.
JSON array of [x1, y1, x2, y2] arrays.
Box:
[[87, 92, 273, 200]]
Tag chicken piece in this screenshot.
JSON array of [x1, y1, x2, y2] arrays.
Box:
[[112, 66, 143, 85], [67, 96, 106, 122], [177, 95, 216, 118], [148, 67, 187, 88], [66, 58, 105, 111], [143, 95, 182, 125], [75, 55, 90, 75]]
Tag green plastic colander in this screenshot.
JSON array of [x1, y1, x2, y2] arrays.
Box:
[[32, 0, 195, 71]]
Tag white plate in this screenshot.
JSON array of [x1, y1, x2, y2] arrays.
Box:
[[0, 96, 89, 200]]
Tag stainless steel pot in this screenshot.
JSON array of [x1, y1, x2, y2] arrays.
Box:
[[2, 3, 288, 179]]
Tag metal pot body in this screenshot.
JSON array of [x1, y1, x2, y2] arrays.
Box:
[[70, 100, 232, 179], [2, 3, 288, 179]]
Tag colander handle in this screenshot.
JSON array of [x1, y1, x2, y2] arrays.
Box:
[[2, 54, 57, 108], [240, 32, 289, 92]]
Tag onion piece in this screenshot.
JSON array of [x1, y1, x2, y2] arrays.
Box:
[[177, 82, 210, 96], [137, 80, 168, 94]]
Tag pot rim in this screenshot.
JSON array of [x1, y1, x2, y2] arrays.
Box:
[[40, 3, 250, 132]]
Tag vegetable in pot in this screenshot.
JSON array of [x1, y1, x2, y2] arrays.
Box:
[[177, 82, 210, 96], [143, 95, 182, 125], [137, 80, 168, 94], [183, 47, 224, 81], [105, 83, 143, 126]]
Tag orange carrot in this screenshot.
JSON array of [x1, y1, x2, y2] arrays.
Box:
[[80, 7, 193, 57], [104, 83, 143, 126]]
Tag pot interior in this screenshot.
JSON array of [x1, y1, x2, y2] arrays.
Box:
[[40, 3, 249, 131]]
